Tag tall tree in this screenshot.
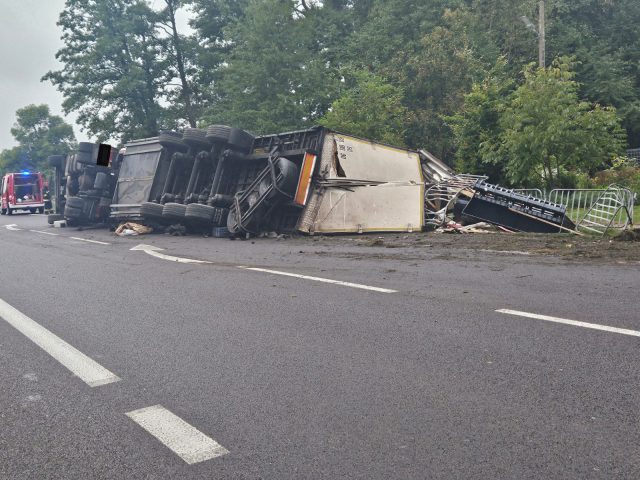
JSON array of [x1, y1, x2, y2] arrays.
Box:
[[156, 0, 200, 127], [0, 104, 75, 173], [187, 0, 251, 115], [43, 0, 169, 142], [204, 0, 340, 134], [448, 59, 514, 183]]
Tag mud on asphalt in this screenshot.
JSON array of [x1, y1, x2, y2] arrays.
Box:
[[283, 231, 640, 265]]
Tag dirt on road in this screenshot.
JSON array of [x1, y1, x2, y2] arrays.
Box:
[[296, 229, 640, 265]]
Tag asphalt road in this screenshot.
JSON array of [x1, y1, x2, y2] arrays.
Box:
[[0, 213, 638, 479]]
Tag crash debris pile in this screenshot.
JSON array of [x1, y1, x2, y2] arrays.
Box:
[[46, 126, 634, 237]]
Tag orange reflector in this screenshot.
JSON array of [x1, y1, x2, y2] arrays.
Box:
[[294, 152, 317, 206]]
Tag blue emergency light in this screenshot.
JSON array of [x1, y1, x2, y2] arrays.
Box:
[[21, 171, 30, 175]]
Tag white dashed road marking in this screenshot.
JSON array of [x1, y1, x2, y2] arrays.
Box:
[[30, 229, 59, 236], [4, 224, 21, 231], [497, 309, 640, 337], [126, 405, 229, 464], [0, 298, 121, 387], [239, 266, 398, 293], [70, 237, 110, 245]]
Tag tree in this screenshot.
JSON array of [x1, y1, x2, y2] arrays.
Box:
[[448, 59, 514, 183], [320, 70, 408, 146], [203, 0, 340, 134], [156, 0, 201, 127], [43, 0, 169, 142], [399, 10, 488, 158], [498, 59, 626, 188], [0, 104, 76, 174]]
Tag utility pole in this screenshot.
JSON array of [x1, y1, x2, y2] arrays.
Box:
[[538, 1, 546, 68]]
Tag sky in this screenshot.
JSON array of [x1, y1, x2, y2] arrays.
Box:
[[0, 0, 85, 150], [0, 0, 192, 151]]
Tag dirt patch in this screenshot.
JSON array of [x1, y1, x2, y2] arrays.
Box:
[[296, 231, 640, 264]]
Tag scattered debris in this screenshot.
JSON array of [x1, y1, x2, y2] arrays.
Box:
[[613, 228, 640, 242], [115, 222, 152, 236]]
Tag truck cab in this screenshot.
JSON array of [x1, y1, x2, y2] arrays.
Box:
[[1, 172, 45, 215]]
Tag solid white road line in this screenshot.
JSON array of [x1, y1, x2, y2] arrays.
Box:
[[126, 405, 229, 464], [70, 236, 110, 245], [239, 266, 398, 293], [30, 229, 59, 236], [497, 309, 640, 338], [0, 298, 121, 387]]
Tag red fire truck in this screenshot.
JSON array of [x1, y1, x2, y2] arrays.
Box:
[[0, 172, 45, 215]]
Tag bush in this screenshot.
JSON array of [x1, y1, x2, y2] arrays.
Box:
[[592, 158, 640, 202]]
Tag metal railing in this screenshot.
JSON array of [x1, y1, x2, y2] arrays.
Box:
[[548, 186, 634, 229]]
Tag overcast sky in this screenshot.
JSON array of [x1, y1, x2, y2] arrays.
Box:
[[0, 0, 192, 151], [0, 0, 86, 150]]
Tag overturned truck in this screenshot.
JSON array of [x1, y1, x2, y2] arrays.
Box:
[[110, 126, 425, 236]]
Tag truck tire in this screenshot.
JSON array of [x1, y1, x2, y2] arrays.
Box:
[[226, 208, 240, 234], [94, 172, 109, 190], [227, 128, 254, 154], [64, 205, 82, 219], [205, 125, 232, 144], [76, 151, 95, 165], [65, 196, 85, 210], [140, 201, 164, 219], [162, 202, 187, 221], [208, 194, 233, 208], [185, 203, 215, 222], [48, 155, 65, 168], [66, 175, 79, 196], [257, 157, 299, 200], [158, 131, 188, 153], [78, 173, 94, 191], [65, 155, 79, 175], [182, 128, 209, 152], [78, 142, 95, 153]]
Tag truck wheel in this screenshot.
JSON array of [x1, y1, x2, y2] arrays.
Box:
[[7, 208, 12, 215], [227, 128, 255, 154], [78, 173, 94, 191], [76, 151, 95, 165], [185, 203, 215, 222], [78, 142, 95, 153], [140, 201, 164, 219], [205, 125, 232, 144], [65, 196, 85, 210], [182, 128, 210, 152], [158, 131, 188, 153], [258, 157, 299, 200], [94, 172, 109, 190], [162, 202, 187, 221], [208, 194, 233, 208], [226, 208, 240, 234], [64, 205, 82, 219]]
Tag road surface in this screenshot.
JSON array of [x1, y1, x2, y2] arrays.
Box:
[[1, 213, 638, 479]]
